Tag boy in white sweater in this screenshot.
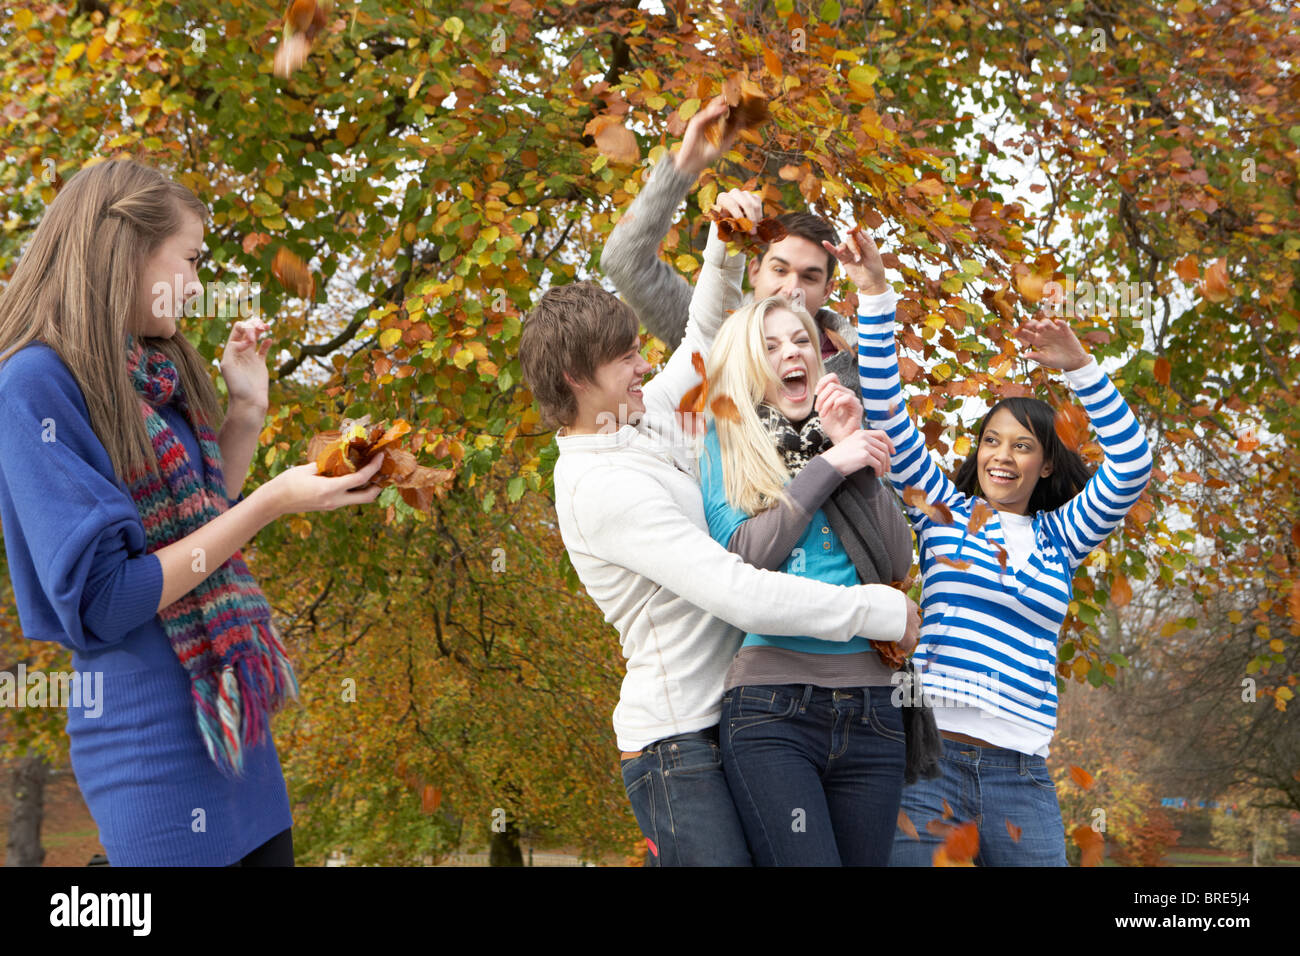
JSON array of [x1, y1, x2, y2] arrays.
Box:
[[517, 101, 918, 866]]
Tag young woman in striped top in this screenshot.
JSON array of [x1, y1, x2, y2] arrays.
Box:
[[833, 231, 1153, 866]]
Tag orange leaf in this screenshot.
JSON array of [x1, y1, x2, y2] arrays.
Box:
[[1069, 765, 1095, 789], [941, 798, 954, 820], [1072, 825, 1104, 866], [1235, 426, 1259, 452], [966, 500, 994, 536], [902, 486, 955, 525], [1153, 357, 1172, 386], [897, 809, 919, 841], [585, 114, 640, 166], [1173, 255, 1199, 282], [943, 821, 979, 863], [710, 394, 742, 423], [1200, 257, 1231, 302], [933, 553, 973, 570], [677, 383, 705, 416], [272, 246, 314, 298], [1054, 403, 1088, 452], [925, 818, 951, 837], [1111, 573, 1132, 607], [1005, 818, 1022, 843], [996, 545, 1009, 572], [872, 639, 907, 669]]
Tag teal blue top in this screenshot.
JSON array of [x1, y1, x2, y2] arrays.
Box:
[[699, 423, 872, 654]]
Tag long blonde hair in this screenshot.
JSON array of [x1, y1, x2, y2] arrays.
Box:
[[0, 158, 222, 482], [704, 295, 826, 516]]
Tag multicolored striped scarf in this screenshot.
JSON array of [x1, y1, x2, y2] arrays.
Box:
[[123, 335, 297, 776]]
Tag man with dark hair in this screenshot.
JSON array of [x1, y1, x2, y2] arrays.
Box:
[[518, 100, 918, 867], [601, 106, 862, 394]]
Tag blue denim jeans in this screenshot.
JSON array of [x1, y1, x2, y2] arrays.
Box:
[[889, 736, 1068, 866], [720, 684, 905, 866], [620, 727, 752, 866]]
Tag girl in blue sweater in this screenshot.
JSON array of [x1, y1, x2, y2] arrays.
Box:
[[833, 230, 1153, 865], [0, 159, 386, 866]]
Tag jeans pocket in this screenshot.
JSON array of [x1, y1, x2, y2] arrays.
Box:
[[726, 686, 798, 736], [1022, 762, 1057, 792], [662, 736, 723, 777], [866, 704, 906, 744]]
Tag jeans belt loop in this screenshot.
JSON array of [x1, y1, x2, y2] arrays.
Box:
[[799, 684, 814, 712]]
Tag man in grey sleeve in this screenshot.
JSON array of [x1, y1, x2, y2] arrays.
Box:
[[599, 95, 864, 395]]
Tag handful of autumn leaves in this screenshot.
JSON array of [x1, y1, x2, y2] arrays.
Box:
[[305, 416, 452, 512]]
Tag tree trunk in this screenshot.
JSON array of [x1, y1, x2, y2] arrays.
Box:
[[5, 754, 49, 867], [488, 821, 524, 867]]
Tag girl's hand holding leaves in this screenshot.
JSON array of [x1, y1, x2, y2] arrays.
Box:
[[305, 415, 453, 512], [823, 227, 889, 296]]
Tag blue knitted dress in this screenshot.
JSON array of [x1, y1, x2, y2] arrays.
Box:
[[0, 343, 292, 866]]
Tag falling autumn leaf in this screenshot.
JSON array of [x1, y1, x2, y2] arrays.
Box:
[[1072, 825, 1104, 866], [710, 394, 742, 423], [1200, 257, 1231, 302], [902, 486, 955, 525], [897, 809, 920, 840], [1111, 573, 1132, 607], [939, 821, 979, 864], [996, 545, 1009, 572], [272, 246, 314, 298], [1005, 818, 1022, 843], [933, 553, 973, 570], [1069, 765, 1095, 789], [1153, 356, 1172, 386], [585, 114, 640, 166], [1173, 255, 1199, 282], [966, 500, 994, 536], [1235, 426, 1259, 452], [941, 798, 954, 820], [1054, 403, 1088, 452]]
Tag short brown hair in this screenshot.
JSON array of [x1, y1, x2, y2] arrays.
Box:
[[518, 281, 639, 429], [757, 211, 840, 280]]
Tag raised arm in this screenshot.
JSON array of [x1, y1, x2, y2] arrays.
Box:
[[641, 220, 745, 423], [600, 96, 739, 349], [1017, 317, 1153, 569]]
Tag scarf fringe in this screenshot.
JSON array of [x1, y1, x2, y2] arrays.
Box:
[[191, 619, 300, 776]]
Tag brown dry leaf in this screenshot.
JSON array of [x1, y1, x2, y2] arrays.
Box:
[[1111, 573, 1132, 607], [710, 395, 742, 423], [1235, 425, 1259, 452], [1054, 403, 1088, 452], [1200, 257, 1231, 302], [1153, 356, 1172, 386], [897, 809, 920, 841], [996, 545, 1009, 572], [934, 553, 973, 570], [1173, 255, 1199, 282], [941, 798, 954, 820], [307, 416, 452, 512], [585, 114, 640, 166], [872, 639, 907, 670], [1069, 765, 1095, 789], [925, 818, 951, 837], [704, 78, 769, 147], [943, 821, 979, 863], [902, 486, 955, 525], [1005, 818, 1022, 843], [272, 246, 314, 298], [677, 351, 710, 416], [966, 500, 994, 536], [1072, 824, 1104, 866]]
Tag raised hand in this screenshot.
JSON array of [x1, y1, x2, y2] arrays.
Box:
[[1014, 315, 1090, 372], [712, 187, 763, 228], [220, 318, 272, 410], [822, 227, 889, 296], [675, 95, 737, 179]]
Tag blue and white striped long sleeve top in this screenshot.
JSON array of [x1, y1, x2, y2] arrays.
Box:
[[857, 297, 1153, 756]]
